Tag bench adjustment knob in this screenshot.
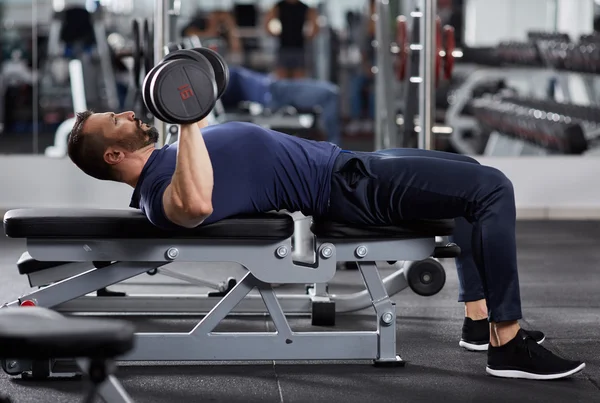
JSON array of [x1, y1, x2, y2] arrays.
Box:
[[355, 246, 368, 258], [320, 244, 334, 259], [276, 246, 289, 258], [381, 312, 394, 325], [166, 247, 179, 260]]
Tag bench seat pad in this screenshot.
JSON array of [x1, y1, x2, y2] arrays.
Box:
[[4, 209, 294, 240], [311, 218, 455, 239]]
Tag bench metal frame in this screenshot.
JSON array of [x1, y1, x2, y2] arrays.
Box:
[[6, 235, 436, 365], [28, 259, 410, 316]]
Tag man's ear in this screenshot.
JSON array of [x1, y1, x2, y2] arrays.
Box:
[[104, 146, 125, 165]]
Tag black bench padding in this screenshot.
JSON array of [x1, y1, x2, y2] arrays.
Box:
[[0, 307, 134, 359], [311, 218, 455, 239], [4, 209, 295, 240]]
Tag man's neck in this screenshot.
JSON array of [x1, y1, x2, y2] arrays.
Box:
[[122, 146, 156, 188]]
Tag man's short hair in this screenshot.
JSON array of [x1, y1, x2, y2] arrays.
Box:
[[67, 111, 117, 181]]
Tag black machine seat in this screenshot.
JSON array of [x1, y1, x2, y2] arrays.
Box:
[[311, 218, 455, 239], [0, 307, 134, 359], [4, 209, 294, 240]]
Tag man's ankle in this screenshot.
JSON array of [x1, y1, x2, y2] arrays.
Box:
[[464, 300, 488, 321], [490, 321, 520, 347]]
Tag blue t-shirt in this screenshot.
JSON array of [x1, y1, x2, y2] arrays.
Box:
[[130, 122, 341, 229]]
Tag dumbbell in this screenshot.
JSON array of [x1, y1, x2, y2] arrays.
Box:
[[142, 47, 230, 124]]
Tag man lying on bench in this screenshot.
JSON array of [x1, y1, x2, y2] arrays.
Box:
[[65, 110, 585, 381]]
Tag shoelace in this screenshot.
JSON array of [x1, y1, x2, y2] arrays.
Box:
[[521, 332, 551, 359]]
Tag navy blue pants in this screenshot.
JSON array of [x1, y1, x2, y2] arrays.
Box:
[[327, 149, 522, 323]]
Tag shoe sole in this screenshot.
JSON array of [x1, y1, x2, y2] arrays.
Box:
[[459, 340, 488, 351], [459, 336, 546, 352], [486, 363, 585, 380]]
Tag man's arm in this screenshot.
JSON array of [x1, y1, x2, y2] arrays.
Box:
[[264, 4, 279, 36], [306, 7, 320, 39], [162, 120, 214, 228]]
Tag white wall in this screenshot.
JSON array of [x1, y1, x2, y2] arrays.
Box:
[[475, 157, 600, 219], [0, 156, 131, 210], [1, 156, 600, 219], [464, 0, 558, 46], [555, 0, 594, 41]]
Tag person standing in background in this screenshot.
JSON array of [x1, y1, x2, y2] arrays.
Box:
[[264, 0, 320, 79]]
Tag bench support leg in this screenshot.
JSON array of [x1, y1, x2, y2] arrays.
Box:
[[6, 263, 159, 309], [257, 279, 294, 338], [357, 262, 404, 366], [190, 272, 294, 338]]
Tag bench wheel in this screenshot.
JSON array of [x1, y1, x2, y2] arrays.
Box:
[[406, 258, 446, 297], [1, 359, 23, 376], [311, 301, 336, 326]]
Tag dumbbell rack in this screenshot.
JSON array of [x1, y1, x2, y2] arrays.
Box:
[[448, 31, 600, 156], [472, 96, 590, 156]]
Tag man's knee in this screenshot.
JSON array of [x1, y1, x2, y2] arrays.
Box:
[[481, 166, 514, 195], [460, 155, 480, 165]]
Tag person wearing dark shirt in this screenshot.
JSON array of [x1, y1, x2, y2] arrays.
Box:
[[221, 66, 341, 144], [264, 0, 320, 79], [66, 110, 586, 381]]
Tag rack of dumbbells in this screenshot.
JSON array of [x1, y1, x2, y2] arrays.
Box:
[[470, 95, 595, 156], [447, 31, 600, 155]]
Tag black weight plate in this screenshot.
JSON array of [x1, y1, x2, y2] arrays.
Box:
[[131, 19, 142, 88], [142, 63, 168, 122], [151, 59, 217, 124], [143, 19, 154, 75], [191, 48, 230, 98], [147, 61, 176, 122], [151, 60, 217, 124], [163, 49, 217, 99]]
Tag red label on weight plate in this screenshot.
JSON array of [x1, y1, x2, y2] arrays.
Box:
[[178, 84, 194, 101]]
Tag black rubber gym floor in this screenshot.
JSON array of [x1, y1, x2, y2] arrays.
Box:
[[0, 220, 599, 403]]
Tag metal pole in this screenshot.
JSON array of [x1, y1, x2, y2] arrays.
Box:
[[154, 0, 170, 146], [374, 0, 398, 150], [32, 0, 38, 153], [418, 0, 436, 150]]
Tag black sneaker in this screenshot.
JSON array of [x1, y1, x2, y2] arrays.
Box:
[[459, 317, 546, 352], [486, 329, 585, 380]]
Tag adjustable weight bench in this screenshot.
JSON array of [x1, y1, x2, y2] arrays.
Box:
[[2, 208, 456, 375], [10, 220, 458, 323], [0, 306, 134, 402]]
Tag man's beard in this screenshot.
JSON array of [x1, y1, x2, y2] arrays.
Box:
[[118, 119, 160, 151]]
